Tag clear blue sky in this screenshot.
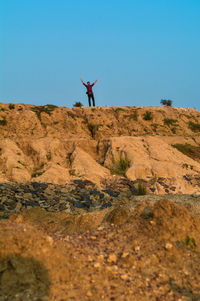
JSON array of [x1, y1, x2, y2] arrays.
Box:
[[1, 0, 200, 109]]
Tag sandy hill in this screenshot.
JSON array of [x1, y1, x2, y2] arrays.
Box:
[[0, 102, 200, 194], [1, 103, 200, 300]]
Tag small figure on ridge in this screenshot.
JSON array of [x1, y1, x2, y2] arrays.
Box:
[[80, 77, 98, 107]]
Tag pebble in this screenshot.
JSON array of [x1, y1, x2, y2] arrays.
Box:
[[97, 226, 104, 231], [94, 262, 101, 268], [46, 236, 53, 246], [98, 255, 104, 262], [86, 291, 92, 297], [135, 246, 140, 252], [107, 254, 117, 263], [165, 242, 173, 250], [121, 252, 129, 258], [121, 274, 129, 280]]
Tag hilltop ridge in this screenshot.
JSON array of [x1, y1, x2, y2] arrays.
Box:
[[0, 103, 200, 193]]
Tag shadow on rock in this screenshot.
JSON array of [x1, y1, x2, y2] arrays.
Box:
[[0, 254, 50, 301]]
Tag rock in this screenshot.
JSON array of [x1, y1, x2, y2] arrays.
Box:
[[25, 201, 39, 207], [107, 254, 117, 263], [165, 242, 173, 250], [91, 236, 96, 240], [121, 252, 129, 258], [74, 202, 85, 208], [104, 189, 120, 197], [0, 204, 5, 211], [101, 203, 112, 209], [121, 274, 129, 280], [71, 147, 110, 185], [86, 291, 92, 297], [94, 262, 101, 268], [59, 203, 67, 211], [135, 246, 140, 252]]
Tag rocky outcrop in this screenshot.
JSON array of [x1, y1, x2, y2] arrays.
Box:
[[0, 103, 200, 193]]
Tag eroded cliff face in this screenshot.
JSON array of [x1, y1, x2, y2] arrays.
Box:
[[0, 102, 200, 193]]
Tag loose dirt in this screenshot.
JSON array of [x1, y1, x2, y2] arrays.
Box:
[[1, 199, 200, 300]]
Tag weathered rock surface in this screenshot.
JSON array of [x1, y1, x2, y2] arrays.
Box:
[[0, 103, 200, 193]]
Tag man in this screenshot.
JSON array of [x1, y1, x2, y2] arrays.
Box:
[[80, 77, 98, 107]]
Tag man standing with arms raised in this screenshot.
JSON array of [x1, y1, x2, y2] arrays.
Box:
[[80, 77, 98, 107]]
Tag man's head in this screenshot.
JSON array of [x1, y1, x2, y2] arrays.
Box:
[[87, 81, 90, 85]]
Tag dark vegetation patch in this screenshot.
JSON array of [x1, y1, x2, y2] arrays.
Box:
[[114, 108, 126, 112], [171, 127, 176, 134], [184, 236, 197, 250], [87, 123, 100, 138], [134, 179, 147, 195], [188, 121, 200, 132], [31, 163, 45, 178], [0, 117, 7, 126], [160, 99, 172, 106], [31, 105, 58, 121], [143, 111, 153, 121], [172, 143, 200, 162], [111, 152, 131, 177], [73, 102, 83, 107], [151, 123, 159, 133], [67, 111, 76, 119], [163, 118, 178, 126], [8, 103, 15, 110]]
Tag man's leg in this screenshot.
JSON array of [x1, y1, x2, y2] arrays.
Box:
[[88, 95, 91, 107], [91, 94, 95, 107]]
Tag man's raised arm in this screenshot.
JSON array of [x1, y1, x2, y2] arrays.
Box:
[[92, 78, 99, 86], [80, 77, 86, 86]]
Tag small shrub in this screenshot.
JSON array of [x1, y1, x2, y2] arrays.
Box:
[[184, 236, 196, 250], [135, 179, 147, 195], [160, 99, 172, 106], [188, 121, 200, 132], [151, 123, 159, 133], [115, 108, 126, 112], [67, 111, 76, 119], [171, 127, 176, 134], [31, 162, 45, 178], [31, 104, 58, 120], [46, 152, 51, 161], [182, 163, 189, 169], [8, 103, 15, 110], [164, 118, 177, 126], [87, 123, 99, 138], [73, 101, 83, 108], [143, 111, 153, 121], [69, 169, 76, 176], [31, 171, 44, 178], [182, 163, 193, 170], [0, 117, 7, 126], [0, 108, 5, 111], [45, 104, 58, 110], [111, 152, 131, 177], [129, 110, 138, 121]]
